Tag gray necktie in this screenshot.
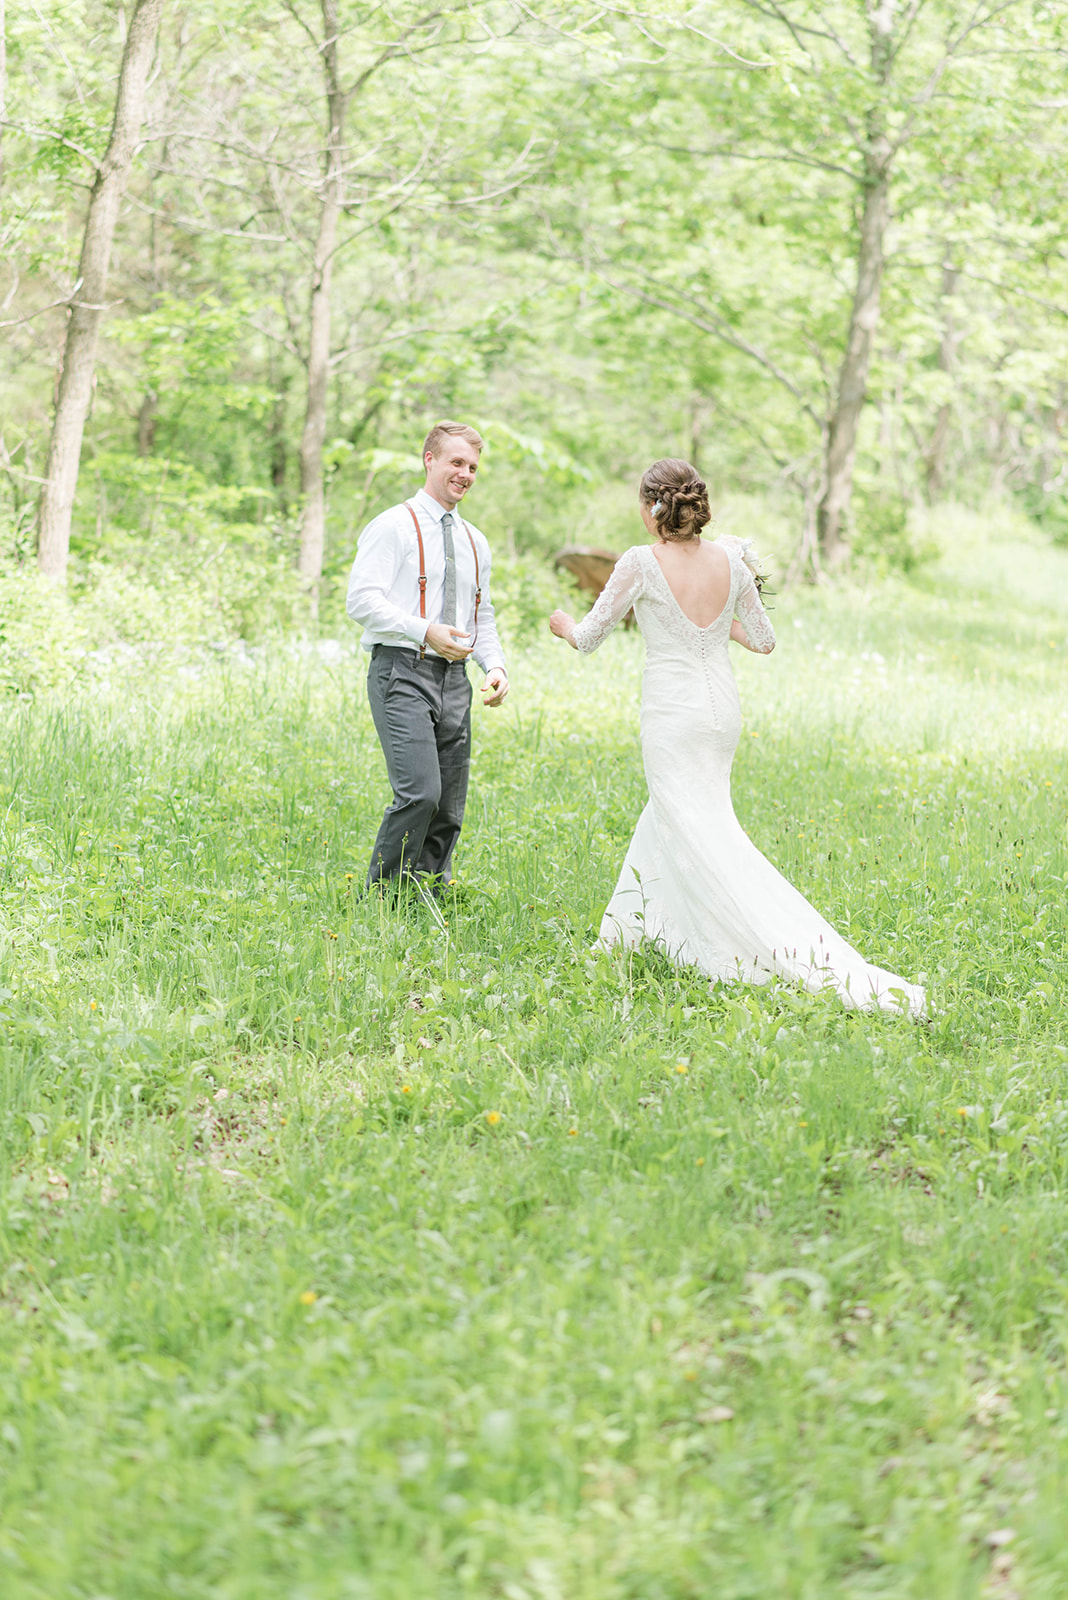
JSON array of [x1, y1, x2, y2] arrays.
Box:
[[441, 511, 457, 628]]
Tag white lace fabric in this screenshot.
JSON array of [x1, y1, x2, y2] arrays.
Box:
[[571, 539, 926, 1019]]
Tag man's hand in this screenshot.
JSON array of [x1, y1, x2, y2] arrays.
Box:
[[424, 623, 473, 661], [481, 668, 509, 707]]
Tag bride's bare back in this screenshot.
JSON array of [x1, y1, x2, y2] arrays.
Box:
[[650, 537, 732, 628]]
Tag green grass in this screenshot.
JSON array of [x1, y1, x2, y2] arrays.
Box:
[[1, 514, 1067, 1598]]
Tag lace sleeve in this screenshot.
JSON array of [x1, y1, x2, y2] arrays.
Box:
[[734, 562, 776, 654], [571, 546, 646, 654]]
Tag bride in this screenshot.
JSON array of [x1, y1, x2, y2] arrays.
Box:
[[549, 457, 927, 1019]]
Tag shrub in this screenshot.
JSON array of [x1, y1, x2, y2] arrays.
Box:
[[851, 487, 939, 577], [0, 563, 85, 695], [0, 526, 309, 698]]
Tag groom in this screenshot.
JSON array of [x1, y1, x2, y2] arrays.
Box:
[[347, 421, 509, 892]]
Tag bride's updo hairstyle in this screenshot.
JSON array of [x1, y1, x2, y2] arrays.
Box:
[[639, 458, 712, 541]]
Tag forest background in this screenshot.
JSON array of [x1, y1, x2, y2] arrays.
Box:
[[2, 0, 1068, 681], [6, 8, 1068, 1592]]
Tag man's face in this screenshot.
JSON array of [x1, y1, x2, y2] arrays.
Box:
[[424, 436, 480, 509]]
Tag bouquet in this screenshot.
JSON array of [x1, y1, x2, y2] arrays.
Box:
[[719, 534, 772, 597]]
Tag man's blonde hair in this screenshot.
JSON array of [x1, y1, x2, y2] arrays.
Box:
[[422, 420, 484, 460]]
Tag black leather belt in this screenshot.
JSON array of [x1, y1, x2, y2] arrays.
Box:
[[371, 644, 463, 668]]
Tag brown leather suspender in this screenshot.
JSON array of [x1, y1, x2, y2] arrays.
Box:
[[466, 522, 482, 653], [404, 502, 429, 657], [404, 501, 480, 660]]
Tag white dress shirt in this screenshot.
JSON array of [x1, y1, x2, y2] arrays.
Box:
[[346, 488, 507, 674]]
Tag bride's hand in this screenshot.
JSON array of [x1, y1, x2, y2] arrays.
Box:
[[549, 609, 578, 648]]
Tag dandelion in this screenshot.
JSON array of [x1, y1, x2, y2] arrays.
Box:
[[798, 1120, 808, 1127], [675, 1062, 688, 1074], [485, 1109, 501, 1125], [696, 1157, 705, 1167], [294, 1016, 301, 1023], [401, 1085, 413, 1095], [300, 1290, 317, 1306], [957, 1107, 969, 1117], [568, 1127, 578, 1136]]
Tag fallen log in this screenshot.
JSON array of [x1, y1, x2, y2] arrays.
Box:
[[553, 546, 636, 628]]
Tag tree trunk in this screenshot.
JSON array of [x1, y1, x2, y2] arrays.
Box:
[[817, 159, 890, 568], [786, 454, 826, 586], [1, 0, 7, 192], [296, 0, 345, 608], [269, 374, 290, 511], [136, 390, 158, 455], [36, 0, 164, 582], [816, 0, 895, 569], [925, 262, 959, 500]]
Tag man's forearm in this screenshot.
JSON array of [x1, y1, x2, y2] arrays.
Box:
[[472, 606, 506, 675]]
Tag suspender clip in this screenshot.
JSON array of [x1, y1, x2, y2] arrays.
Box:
[[404, 500, 482, 661]]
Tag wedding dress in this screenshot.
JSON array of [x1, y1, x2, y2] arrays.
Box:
[[572, 539, 926, 1018]]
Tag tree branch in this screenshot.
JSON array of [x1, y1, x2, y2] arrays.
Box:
[[649, 136, 859, 182], [600, 270, 823, 429], [0, 287, 80, 330], [2, 118, 102, 174], [734, 0, 861, 71]]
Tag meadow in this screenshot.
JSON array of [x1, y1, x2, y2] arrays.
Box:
[[1, 512, 1067, 1599]]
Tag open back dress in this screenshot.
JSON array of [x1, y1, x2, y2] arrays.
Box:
[[572, 539, 926, 1018]]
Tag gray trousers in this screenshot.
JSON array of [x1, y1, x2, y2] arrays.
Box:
[[366, 646, 472, 886]]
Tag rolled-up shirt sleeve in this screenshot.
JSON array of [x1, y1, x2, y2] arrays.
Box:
[[346, 511, 427, 646]]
